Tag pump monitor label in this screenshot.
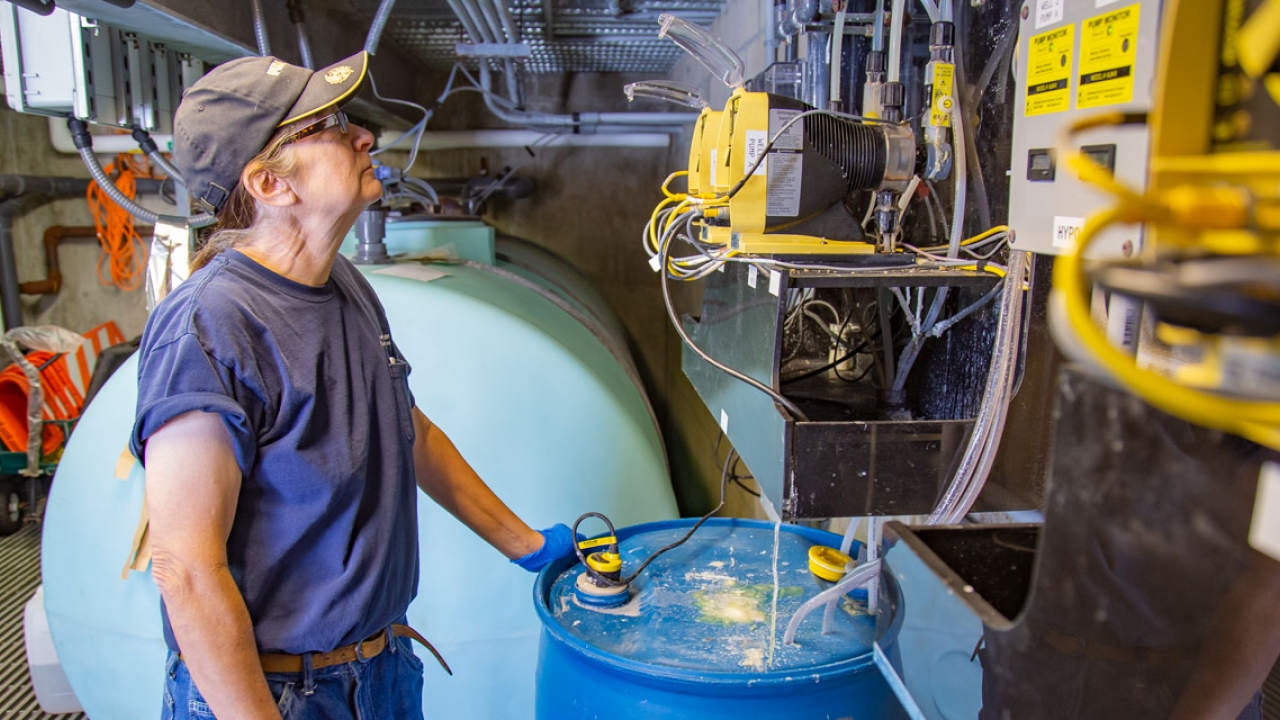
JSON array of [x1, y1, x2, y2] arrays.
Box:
[[1025, 26, 1074, 116], [928, 63, 955, 127], [1077, 4, 1139, 109]]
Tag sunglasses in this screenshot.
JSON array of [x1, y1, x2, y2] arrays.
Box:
[[279, 110, 349, 145]]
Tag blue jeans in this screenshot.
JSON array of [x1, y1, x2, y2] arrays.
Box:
[[161, 632, 426, 720]]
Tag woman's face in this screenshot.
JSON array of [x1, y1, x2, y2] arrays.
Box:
[[283, 113, 383, 219]]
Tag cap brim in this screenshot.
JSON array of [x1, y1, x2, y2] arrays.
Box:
[[278, 51, 369, 127]]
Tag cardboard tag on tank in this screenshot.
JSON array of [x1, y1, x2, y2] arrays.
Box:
[[1026, 25, 1074, 116], [1077, 4, 1139, 109], [114, 446, 137, 480], [120, 504, 151, 579]]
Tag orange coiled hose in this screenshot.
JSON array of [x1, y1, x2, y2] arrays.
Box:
[[86, 154, 155, 291]]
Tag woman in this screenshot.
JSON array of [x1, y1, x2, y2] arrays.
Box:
[[131, 51, 575, 720]]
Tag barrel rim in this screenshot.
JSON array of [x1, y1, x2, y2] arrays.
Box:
[[533, 517, 903, 690]]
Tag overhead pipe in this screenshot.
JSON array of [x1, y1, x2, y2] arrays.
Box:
[[478, 66, 696, 131], [491, 0, 520, 42], [0, 199, 33, 330], [249, 0, 271, 55], [445, 0, 486, 42], [384, 129, 670, 149], [6, 0, 55, 16]]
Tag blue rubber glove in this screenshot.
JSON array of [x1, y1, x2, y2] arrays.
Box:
[[513, 524, 578, 572]]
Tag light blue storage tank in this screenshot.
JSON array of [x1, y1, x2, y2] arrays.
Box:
[[535, 518, 906, 719], [41, 220, 677, 719]]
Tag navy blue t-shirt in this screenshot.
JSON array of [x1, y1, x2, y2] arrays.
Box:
[[131, 250, 420, 655]]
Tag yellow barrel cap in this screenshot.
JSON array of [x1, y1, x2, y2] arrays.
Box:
[[808, 545, 854, 582]]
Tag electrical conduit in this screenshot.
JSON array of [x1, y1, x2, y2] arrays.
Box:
[[68, 120, 214, 228], [364, 0, 398, 55], [250, 0, 272, 56]]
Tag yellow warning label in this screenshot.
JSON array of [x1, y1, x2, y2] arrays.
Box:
[[1026, 25, 1074, 116], [1077, 4, 1139, 109], [929, 62, 955, 127]]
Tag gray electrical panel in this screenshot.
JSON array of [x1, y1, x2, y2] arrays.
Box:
[[1009, 0, 1164, 258], [1, 5, 203, 131]]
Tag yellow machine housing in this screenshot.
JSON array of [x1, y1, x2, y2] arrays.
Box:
[[690, 88, 914, 256]]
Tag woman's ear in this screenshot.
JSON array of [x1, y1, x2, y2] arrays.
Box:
[[241, 163, 297, 208]]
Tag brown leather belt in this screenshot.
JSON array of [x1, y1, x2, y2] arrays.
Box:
[[258, 623, 451, 675]]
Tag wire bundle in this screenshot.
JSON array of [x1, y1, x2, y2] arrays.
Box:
[[643, 171, 733, 280], [86, 154, 153, 291], [1053, 113, 1280, 451]]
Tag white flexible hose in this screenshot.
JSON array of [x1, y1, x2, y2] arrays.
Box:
[[888, 0, 906, 82], [783, 560, 881, 646]]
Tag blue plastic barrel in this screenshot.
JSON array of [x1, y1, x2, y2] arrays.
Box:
[[535, 518, 904, 719]]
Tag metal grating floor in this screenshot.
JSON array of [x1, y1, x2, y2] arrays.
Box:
[[359, 0, 725, 72], [1266, 656, 1279, 719], [0, 524, 86, 719]]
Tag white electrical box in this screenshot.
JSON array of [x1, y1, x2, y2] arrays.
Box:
[[0, 6, 80, 117], [1, 4, 199, 131], [1008, 0, 1164, 258]]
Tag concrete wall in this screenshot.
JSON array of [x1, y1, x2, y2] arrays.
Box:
[[0, 109, 162, 339]]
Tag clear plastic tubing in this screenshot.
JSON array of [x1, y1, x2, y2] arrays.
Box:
[[927, 250, 1028, 524]]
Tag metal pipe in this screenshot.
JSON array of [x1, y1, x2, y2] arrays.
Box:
[[478, 67, 696, 129], [806, 31, 831, 108], [6, 0, 55, 16], [0, 200, 30, 330], [491, 0, 520, 42], [764, 0, 778, 64], [467, 0, 505, 42], [250, 0, 271, 56], [364, 0, 398, 55], [445, 0, 486, 42], [388, 129, 671, 149], [0, 180, 164, 329]]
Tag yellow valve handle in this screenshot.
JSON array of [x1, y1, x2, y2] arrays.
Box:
[[578, 536, 617, 551]]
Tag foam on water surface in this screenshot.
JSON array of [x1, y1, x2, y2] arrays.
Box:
[[548, 523, 875, 674]]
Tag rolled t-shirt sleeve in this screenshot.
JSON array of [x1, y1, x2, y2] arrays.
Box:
[[131, 331, 259, 476]]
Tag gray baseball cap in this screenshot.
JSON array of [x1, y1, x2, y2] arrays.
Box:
[[173, 50, 369, 213]]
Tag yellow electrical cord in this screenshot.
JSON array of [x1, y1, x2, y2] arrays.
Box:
[[1052, 204, 1280, 450], [661, 171, 689, 199], [955, 263, 1007, 278]]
